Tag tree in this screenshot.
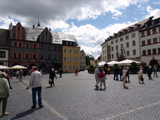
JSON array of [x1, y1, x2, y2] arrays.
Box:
[[85, 55, 91, 66]]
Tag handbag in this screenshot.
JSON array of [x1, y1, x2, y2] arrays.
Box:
[[49, 79, 52, 84]]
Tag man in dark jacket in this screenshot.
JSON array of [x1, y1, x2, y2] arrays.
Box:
[[49, 68, 57, 87]]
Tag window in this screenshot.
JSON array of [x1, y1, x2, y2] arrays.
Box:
[[158, 48, 160, 54], [41, 45, 44, 49], [12, 32, 16, 38], [48, 55, 50, 59], [127, 51, 130, 56], [111, 41, 114, 44], [131, 33, 136, 38], [147, 39, 151, 45], [14, 42, 17, 47], [41, 54, 43, 59], [147, 49, 151, 55], [19, 43, 22, 47], [112, 47, 114, 51], [64, 65, 67, 70], [147, 30, 150, 36], [141, 31, 145, 37], [153, 28, 156, 34], [69, 66, 72, 70], [33, 54, 36, 59], [34, 44, 36, 49], [55, 46, 57, 50], [115, 39, 118, 43], [116, 45, 118, 51], [69, 49, 72, 53], [133, 49, 136, 55], [66, 42, 68, 45], [22, 33, 25, 39], [126, 35, 129, 40], [18, 26, 20, 31], [26, 43, 29, 48], [142, 41, 145, 46], [64, 49, 67, 53], [132, 40, 136, 46], [74, 50, 78, 54], [142, 50, 146, 56], [70, 42, 72, 46], [54, 55, 57, 60], [153, 38, 157, 43], [112, 54, 114, 59], [14, 53, 16, 58], [69, 57, 72, 62], [152, 49, 156, 54], [64, 57, 67, 62], [120, 37, 123, 42], [126, 42, 129, 48], [18, 53, 21, 58], [0, 51, 5, 58], [26, 54, 29, 59], [121, 44, 123, 49]]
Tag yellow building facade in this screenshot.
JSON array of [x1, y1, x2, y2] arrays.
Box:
[[62, 46, 80, 72]]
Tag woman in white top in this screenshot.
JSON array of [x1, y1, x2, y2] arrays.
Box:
[[138, 67, 144, 84]]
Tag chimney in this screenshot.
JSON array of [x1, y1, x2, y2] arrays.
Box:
[[33, 25, 35, 28], [49, 28, 51, 31]]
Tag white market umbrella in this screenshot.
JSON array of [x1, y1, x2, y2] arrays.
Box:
[[107, 61, 120, 66], [98, 61, 106, 67], [10, 65, 27, 69], [0, 65, 10, 70], [118, 59, 140, 65]]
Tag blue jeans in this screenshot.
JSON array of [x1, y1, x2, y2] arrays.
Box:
[[32, 86, 42, 107], [116, 74, 119, 80]]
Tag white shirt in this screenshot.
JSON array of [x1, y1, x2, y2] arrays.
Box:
[[94, 68, 99, 77], [28, 70, 42, 88]]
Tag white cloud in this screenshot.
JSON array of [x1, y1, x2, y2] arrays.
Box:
[[62, 21, 135, 59], [145, 6, 160, 18]]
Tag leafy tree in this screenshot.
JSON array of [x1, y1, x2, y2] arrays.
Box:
[[140, 61, 146, 67], [85, 55, 91, 66]]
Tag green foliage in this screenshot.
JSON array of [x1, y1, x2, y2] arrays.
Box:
[[140, 61, 146, 67], [104, 63, 108, 69], [130, 62, 138, 72], [85, 55, 91, 66], [88, 65, 95, 71]]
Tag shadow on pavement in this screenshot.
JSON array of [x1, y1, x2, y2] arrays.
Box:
[[10, 108, 37, 120]]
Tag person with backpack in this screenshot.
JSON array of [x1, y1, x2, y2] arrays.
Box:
[[99, 68, 107, 90]]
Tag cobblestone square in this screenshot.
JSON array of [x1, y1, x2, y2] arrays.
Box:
[[0, 71, 160, 120]]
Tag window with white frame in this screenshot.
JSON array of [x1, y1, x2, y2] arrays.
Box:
[[132, 40, 136, 46], [126, 35, 129, 40], [69, 57, 72, 62], [115, 39, 118, 43], [126, 42, 129, 48], [120, 37, 123, 42], [69, 49, 72, 53], [64, 48, 67, 53], [69, 65, 72, 70], [64, 65, 67, 70], [64, 57, 67, 62], [127, 51, 130, 56], [131, 33, 136, 38], [133, 49, 136, 55]]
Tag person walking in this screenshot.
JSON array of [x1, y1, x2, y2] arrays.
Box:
[[16, 70, 19, 79], [153, 65, 158, 77], [138, 67, 144, 84], [107, 67, 110, 75], [94, 66, 100, 89], [115, 66, 119, 80], [126, 67, 130, 83], [26, 66, 43, 109], [5, 70, 12, 89], [119, 66, 123, 81], [147, 66, 152, 80], [59, 68, 62, 78], [49, 68, 57, 87], [122, 67, 128, 88], [99, 68, 107, 90], [75, 69, 78, 76], [19, 69, 23, 82], [0, 72, 10, 116]]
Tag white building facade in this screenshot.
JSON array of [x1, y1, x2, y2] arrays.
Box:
[[139, 16, 160, 66], [101, 17, 151, 62]]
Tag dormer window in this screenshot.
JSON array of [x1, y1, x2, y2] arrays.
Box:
[[152, 21, 154, 25], [123, 29, 126, 33]]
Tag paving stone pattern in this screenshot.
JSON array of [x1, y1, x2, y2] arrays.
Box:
[[0, 71, 160, 120]]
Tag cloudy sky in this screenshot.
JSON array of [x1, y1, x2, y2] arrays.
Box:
[[0, 0, 160, 59]]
